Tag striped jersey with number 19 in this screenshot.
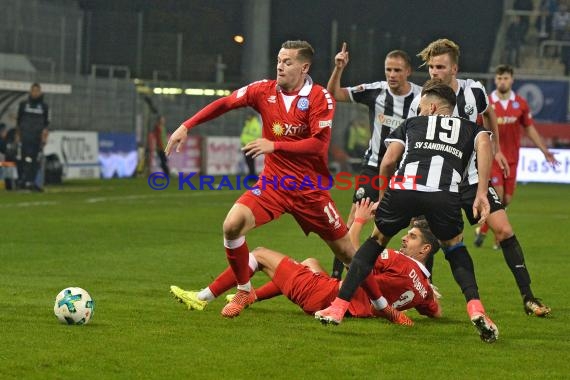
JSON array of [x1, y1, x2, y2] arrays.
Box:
[[408, 79, 490, 185], [348, 81, 422, 168], [385, 115, 490, 192]]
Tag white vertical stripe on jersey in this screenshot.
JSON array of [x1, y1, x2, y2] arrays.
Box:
[[402, 160, 419, 190], [426, 155, 444, 189], [449, 169, 461, 192]]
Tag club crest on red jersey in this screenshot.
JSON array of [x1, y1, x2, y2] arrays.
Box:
[[297, 97, 309, 111]]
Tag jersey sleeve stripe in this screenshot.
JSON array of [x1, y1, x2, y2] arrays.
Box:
[[385, 137, 405, 147]]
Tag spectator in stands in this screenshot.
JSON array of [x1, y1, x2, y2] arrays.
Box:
[[513, 0, 534, 41], [344, 118, 370, 159], [536, 0, 557, 39], [506, 15, 525, 67], [552, 3, 570, 41], [153, 115, 170, 176], [17, 83, 49, 192]]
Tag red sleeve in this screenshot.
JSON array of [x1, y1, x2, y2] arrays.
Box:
[[415, 292, 440, 318], [273, 88, 334, 156], [372, 249, 393, 273], [273, 128, 330, 155], [519, 97, 534, 128], [182, 83, 259, 129]]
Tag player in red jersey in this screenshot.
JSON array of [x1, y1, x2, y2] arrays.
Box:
[[166, 40, 370, 318], [475, 64, 559, 247], [171, 199, 441, 324]]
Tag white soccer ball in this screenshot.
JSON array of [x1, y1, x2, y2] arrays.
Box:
[[54, 287, 95, 325]]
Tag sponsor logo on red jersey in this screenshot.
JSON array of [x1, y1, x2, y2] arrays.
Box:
[[271, 122, 307, 137]]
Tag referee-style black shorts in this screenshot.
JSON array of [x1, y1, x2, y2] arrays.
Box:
[[352, 165, 381, 203], [375, 189, 464, 241], [459, 182, 504, 225]]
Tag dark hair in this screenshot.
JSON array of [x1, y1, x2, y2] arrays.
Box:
[[418, 38, 460, 66], [421, 78, 456, 109], [386, 50, 412, 68], [495, 64, 514, 76], [281, 40, 314, 63], [412, 218, 441, 256], [31, 82, 41, 89]]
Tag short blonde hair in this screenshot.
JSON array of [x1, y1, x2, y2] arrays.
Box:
[[418, 38, 460, 66]]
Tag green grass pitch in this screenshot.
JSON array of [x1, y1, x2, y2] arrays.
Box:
[[1, 178, 569, 379]]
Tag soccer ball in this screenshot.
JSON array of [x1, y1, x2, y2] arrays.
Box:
[[54, 287, 95, 325]]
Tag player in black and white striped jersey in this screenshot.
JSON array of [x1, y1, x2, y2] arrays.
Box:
[[414, 38, 551, 317], [327, 43, 421, 279], [316, 80, 499, 342]]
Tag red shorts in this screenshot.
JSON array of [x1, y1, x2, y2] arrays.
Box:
[[272, 258, 372, 317], [236, 185, 348, 241], [272, 258, 340, 314], [491, 162, 517, 197]]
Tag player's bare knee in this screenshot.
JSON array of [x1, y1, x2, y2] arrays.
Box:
[[494, 225, 514, 242], [487, 216, 514, 242], [251, 247, 267, 257], [222, 217, 245, 239], [251, 247, 269, 267], [301, 258, 318, 266], [301, 258, 324, 273]]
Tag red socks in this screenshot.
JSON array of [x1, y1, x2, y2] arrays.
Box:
[[224, 237, 251, 286]]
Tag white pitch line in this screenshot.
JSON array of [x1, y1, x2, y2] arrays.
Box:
[[0, 189, 228, 208], [0, 201, 59, 208]]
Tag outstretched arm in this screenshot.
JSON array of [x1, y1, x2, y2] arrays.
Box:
[[348, 198, 378, 249], [379, 141, 405, 200], [525, 125, 560, 167], [473, 131, 492, 224], [327, 42, 351, 102], [415, 293, 442, 318], [166, 96, 239, 155], [482, 106, 510, 177]]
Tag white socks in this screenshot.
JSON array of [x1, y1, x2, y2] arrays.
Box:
[[237, 253, 258, 292], [224, 236, 246, 249], [371, 296, 389, 310], [237, 282, 252, 292], [197, 287, 215, 301], [248, 252, 258, 272]]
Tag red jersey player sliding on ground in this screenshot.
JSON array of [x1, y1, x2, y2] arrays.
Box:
[[166, 40, 373, 318], [171, 198, 441, 325], [475, 64, 559, 248]]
